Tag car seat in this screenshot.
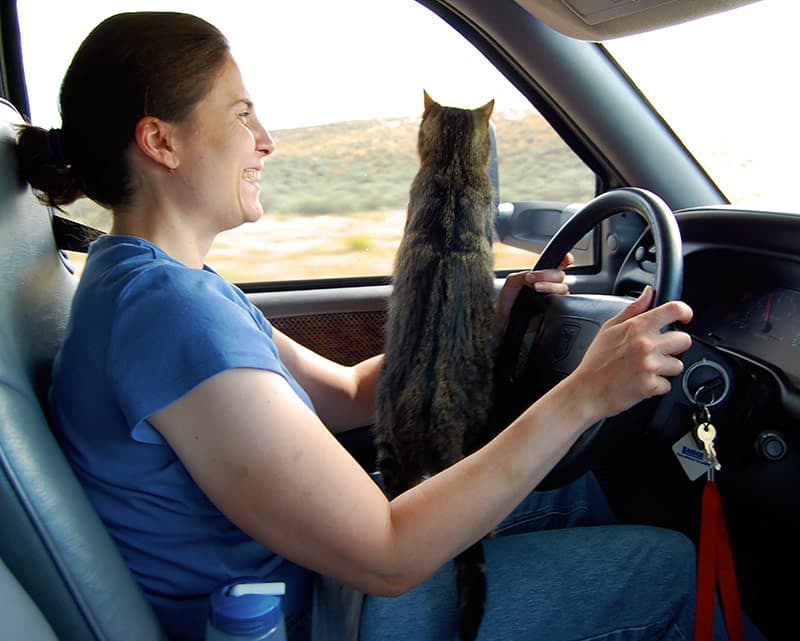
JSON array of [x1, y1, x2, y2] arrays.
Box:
[[0, 98, 167, 640], [0, 556, 59, 641]]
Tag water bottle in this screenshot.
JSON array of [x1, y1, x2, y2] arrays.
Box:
[[206, 580, 287, 641]]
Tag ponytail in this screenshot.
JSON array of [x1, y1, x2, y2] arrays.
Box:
[[16, 125, 84, 207]]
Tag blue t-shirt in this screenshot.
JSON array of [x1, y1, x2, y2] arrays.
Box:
[[49, 235, 316, 641]]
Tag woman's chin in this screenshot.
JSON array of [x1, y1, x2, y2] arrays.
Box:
[[238, 196, 265, 225], [246, 205, 265, 223]]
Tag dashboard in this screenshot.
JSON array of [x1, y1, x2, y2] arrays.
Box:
[[677, 210, 800, 389], [619, 207, 800, 388], [697, 284, 800, 384]]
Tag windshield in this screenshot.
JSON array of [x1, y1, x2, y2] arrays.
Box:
[[605, 0, 799, 213]]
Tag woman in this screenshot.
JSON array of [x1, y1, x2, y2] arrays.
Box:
[[16, 11, 745, 641]]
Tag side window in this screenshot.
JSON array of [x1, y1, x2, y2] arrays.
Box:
[[18, 0, 595, 282]]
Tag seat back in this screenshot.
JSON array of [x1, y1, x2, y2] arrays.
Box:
[[0, 556, 59, 641], [0, 99, 166, 641]]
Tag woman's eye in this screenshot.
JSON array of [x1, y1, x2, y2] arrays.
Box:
[[238, 111, 251, 123]]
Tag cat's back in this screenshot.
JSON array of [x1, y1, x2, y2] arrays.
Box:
[[400, 98, 496, 262], [374, 92, 498, 495], [382, 94, 497, 405]]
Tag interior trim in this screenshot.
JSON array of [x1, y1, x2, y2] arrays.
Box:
[[513, 0, 761, 40]]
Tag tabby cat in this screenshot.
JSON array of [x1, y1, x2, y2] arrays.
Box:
[[374, 90, 497, 641]]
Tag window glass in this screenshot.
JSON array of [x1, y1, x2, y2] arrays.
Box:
[[605, 0, 800, 213], [18, 0, 596, 282]]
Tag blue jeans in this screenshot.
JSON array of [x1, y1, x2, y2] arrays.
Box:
[[358, 473, 766, 641]]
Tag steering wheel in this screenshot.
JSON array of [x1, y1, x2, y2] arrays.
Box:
[[493, 188, 683, 488]]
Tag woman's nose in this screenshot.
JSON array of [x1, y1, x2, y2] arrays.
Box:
[[256, 124, 276, 156]]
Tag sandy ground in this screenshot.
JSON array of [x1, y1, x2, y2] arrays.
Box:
[[67, 210, 537, 282]]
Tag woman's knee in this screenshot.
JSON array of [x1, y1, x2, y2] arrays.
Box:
[[607, 525, 697, 602], [622, 525, 696, 573]]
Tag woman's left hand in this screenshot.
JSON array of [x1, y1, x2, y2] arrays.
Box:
[[495, 252, 574, 338]]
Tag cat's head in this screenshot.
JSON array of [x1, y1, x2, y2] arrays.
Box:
[[418, 90, 495, 166], [422, 90, 494, 121]]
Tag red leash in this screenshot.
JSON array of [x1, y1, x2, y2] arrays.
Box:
[[694, 480, 745, 641]]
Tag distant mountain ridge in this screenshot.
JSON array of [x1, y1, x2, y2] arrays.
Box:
[[263, 108, 593, 215]]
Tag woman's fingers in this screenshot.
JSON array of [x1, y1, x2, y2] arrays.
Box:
[[571, 288, 695, 419], [503, 252, 574, 298], [495, 261, 570, 336], [605, 287, 693, 331], [557, 252, 575, 270], [527, 270, 569, 295]]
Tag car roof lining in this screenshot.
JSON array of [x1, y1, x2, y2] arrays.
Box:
[[513, 0, 761, 40]]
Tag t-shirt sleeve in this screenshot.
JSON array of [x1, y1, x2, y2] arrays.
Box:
[[108, 265, 285, 443]]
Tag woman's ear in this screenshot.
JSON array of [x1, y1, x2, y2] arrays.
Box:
[[134, 116, 179, 171]]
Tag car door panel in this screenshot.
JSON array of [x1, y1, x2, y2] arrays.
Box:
[[249, 287, 390, 366]]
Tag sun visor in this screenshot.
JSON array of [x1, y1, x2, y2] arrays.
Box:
[[513, 0, 761, 40]]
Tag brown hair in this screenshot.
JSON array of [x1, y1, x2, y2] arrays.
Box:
[[16, 12, 230, 209]]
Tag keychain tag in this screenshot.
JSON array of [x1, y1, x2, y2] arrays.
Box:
[[672, 431, 712, 481]]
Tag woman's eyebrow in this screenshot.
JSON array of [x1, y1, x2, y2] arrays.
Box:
[[231, 98, 254, 110]]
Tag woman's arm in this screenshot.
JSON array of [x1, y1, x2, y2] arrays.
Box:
[[150, 287, 692, 597], [271, 329, 382, 433]]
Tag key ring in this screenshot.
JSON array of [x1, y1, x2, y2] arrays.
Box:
[[693, 383, 717, 408], [682, 358, 730, 408], [692, 398, 711, 427]]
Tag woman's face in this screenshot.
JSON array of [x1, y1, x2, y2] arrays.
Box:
[[172, 55, 274, 232]]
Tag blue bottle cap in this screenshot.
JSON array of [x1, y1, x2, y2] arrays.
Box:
[[209, 579, 284, 636]]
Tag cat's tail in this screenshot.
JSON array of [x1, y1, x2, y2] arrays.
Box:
[[455, 541, 487, 641]]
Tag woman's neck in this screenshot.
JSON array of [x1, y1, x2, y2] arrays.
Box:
[[110, 206, 214, 269]]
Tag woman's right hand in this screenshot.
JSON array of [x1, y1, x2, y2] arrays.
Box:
[[567, 286, 693, 425]]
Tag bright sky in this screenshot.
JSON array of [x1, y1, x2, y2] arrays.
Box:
[[609, 0, 800, 153], [17, 0, 531, 131], [606, 0, 800, 209]]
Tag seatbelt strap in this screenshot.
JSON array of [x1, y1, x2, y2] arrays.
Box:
[[52, 213, 104, 252], [694, 480, 744, 641]]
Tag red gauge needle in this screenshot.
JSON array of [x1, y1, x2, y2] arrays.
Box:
[[763, 293, 772, 322]]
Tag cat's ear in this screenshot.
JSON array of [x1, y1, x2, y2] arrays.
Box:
[[478, 99, 495, 121], [423, 90, 439, 111]]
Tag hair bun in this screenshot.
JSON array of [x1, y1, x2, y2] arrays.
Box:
[[46, 128, 69, 166], [16, 124, 84, 206]]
